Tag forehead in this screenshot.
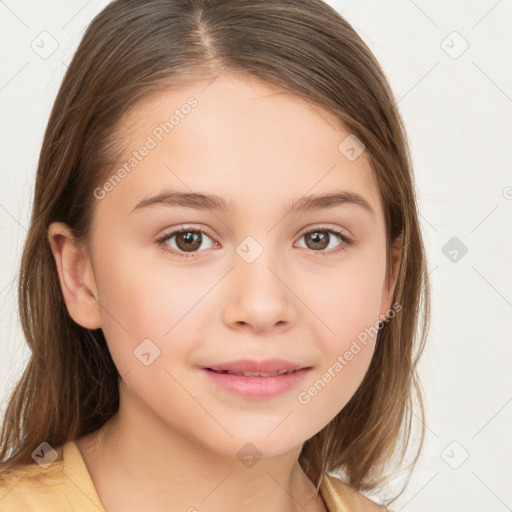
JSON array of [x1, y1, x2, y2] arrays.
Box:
[[98, 73, 383, 221]]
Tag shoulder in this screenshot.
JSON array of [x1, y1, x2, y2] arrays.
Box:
[[320, 473, 390, 512], [0, 441, 103, 511], [0, 448, 67, 510]]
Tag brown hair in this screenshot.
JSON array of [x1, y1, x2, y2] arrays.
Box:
[[0, 0, 430, 504]]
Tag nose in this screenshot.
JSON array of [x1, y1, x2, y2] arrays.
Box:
[[221, 246, 295, 333]]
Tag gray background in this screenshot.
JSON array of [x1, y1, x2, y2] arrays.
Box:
[[1, 1, 511, 510]]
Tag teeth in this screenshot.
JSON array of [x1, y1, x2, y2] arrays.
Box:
[[212, 369, 299, 377], [240, 370, 290, 377]]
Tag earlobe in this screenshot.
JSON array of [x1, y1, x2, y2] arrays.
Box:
[[47, 222, 102, 330]]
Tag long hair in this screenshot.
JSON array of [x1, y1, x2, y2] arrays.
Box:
[[0, 0, 430, 504]]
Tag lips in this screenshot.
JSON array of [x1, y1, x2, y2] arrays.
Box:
[[201, 360, 311, 399]]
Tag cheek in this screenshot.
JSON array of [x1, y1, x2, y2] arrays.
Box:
[[92, 261, 203, 427], [297, 251, 385, 421], [308, 246, 386, 342], [92, 244, 213, 375], [296, 288, 380, 434]]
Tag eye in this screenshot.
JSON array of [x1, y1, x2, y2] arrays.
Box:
[[155, 224, 353, 259], [155, 226, 217, 258], [295, 226, 353, 255]]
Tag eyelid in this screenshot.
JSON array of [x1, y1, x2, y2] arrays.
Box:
[[300, 223, 351, 239]]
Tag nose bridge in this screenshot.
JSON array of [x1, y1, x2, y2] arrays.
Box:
[[222, 233, 293, 329], [234, 233, 284, 291]]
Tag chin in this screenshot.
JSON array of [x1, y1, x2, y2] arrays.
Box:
[[206, 429, 304, 462]]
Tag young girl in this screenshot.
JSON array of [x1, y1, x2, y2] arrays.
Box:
[[0, 1, 430, 510]]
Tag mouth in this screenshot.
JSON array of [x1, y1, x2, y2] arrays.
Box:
[[205, 368, 305, 378], [201, 365, 311, 399]]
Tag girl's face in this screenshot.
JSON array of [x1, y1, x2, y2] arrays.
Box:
[[80, 73, 400, 459]]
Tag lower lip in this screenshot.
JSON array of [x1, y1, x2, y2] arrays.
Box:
[[201, 368, 311, 399]]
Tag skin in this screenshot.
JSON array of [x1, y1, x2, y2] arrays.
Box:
[[48, 72, 401, 512]]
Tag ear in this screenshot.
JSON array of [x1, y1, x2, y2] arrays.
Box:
[[379, 235, 403, 319], [47, 222, 102, 329]]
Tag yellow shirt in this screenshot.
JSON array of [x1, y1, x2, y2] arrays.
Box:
[[0, 441, 388, 511]]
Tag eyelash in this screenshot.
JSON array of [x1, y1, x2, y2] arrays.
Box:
[[154, 225, 353, 259]]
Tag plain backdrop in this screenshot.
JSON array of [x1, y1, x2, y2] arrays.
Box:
[[1, 1, 511, 510]]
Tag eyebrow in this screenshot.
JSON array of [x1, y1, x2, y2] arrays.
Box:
[[131, 189, 375, 217]]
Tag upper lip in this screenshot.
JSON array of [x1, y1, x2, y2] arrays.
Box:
[[203, 358, 310, 373]]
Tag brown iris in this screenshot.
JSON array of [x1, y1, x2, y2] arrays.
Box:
[[175, 230, 203, 252], [304, 230, 330, 251]]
